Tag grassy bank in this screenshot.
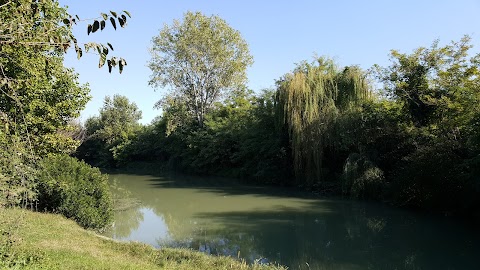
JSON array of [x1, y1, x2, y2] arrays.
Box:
[[0, 208, 285, 270]]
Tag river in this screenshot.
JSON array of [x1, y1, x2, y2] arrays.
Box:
[[102, 172, 480, 270]]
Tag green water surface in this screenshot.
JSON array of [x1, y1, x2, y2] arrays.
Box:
[[103, 173, 480, 270]]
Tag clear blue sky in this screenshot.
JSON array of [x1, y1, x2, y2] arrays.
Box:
[[60, 0, 480, 124]]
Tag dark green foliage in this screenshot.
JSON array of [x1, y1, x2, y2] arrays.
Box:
[[342, 153, 385, 200], [36, 154, 113, 229], [390, 141, 469, 211], [372, 36, 480, 215], [111, 89, 291, 184], [76, 95, 142, 167]]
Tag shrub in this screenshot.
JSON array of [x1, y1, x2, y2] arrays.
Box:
[[36, 154, 113, 229], [342, 153, 385, 199], [0, 133, 38, 209], [390, 141, 473, 213]]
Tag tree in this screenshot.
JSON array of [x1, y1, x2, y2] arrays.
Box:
[[376, 36, 480, 138], [0, 0, 131, 222], [1, 0, 132, 155], [148, 11, 253, 127], [276, 57, 371, 185], [77, 95, 142, 166], [375, 36, 480, 211]]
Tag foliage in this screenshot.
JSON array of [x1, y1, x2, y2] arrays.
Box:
[[276, 57, 371, 185], [1, 0, 133, 154], [173, 88, 288, 180], [71, 30, 480, 219], [0, 132, 38, 208], [36, 154, 113, 229], [0, 0, 130, 247], [1, 9, 91, 155], [149, 11, 254, 126], [0, 0, 129, 74], [112, 88, 290, 183], [373, 36, 480, 214], [342, 153, 385, 200], [77, 94, 142, 167]]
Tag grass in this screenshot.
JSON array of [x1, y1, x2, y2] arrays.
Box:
[[0, 208, 286, 270]]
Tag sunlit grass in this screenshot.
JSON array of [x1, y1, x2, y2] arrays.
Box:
[[0, 208, 286, 269]]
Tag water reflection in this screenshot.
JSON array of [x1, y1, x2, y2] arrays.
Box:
[[103, 173, 480, 270]]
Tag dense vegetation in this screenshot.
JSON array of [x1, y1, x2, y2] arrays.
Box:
[[0, 0, 122, 229], [79, 35, 480, 219], [37, 154, 113, 229], [1, 1, 479, 268]]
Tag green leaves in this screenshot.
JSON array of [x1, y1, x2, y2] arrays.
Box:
[[83, 43, 124, 73], [77, 95, 142, 166], [75, 46, 82, 60], [149, 11, 253, 126], [118, 17, 125, 28]]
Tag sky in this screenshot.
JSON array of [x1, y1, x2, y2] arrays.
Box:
[[60, 0, 480, 124]]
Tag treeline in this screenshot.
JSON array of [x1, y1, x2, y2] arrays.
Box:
[[77, 89, 292, 182], [77, 37, 480, 218]]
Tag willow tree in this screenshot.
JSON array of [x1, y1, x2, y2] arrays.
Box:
[[148, 11, 253, 127], [277, 57, 370, 185]]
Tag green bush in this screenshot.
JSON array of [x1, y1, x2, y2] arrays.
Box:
[[342, 153, 385, 200], [390, 141, 474, 213], [36, 154, 113, 229]]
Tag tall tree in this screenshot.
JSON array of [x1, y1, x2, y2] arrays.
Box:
[[0, 0, 90, 155], [375, 36, 480, 136], [148, 11, 253, 127], [77, 95, 142, 166], [277, 57, 371, 185], [375, 36, 480, 210], [0, 0, 132, 154], [0, 0, 131, 208]]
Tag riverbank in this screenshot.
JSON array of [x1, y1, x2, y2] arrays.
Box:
[[0, 208, 285, 270]]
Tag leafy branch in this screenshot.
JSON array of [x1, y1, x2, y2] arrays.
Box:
[[0, 1, 130, 74]]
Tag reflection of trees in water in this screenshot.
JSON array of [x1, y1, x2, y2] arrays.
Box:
[[108, 207, 144, 239], [104, 177, 144, 239], [156, 230, 264, 264], [108, 174, 480, 270], [189, 202, 478, 270]]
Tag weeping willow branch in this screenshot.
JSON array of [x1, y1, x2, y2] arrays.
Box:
[[277, 57, 371, 185]]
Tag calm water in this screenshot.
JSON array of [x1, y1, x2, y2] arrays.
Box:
[[103, 173, 480, 270]]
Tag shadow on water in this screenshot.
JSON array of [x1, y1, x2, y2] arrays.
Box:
[[191, 203, 480, 270], [104, 172, 480, 270], [107, 167, 319, 199]]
